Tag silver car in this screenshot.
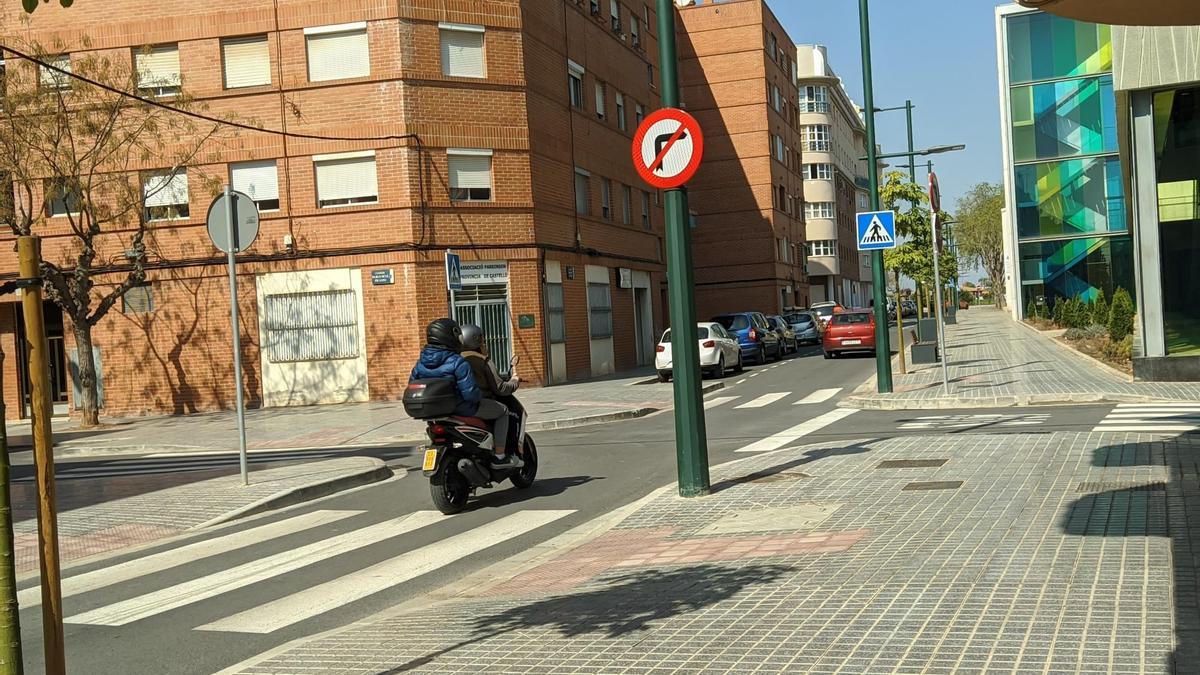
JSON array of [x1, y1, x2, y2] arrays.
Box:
[[785, 312, 821, 346]]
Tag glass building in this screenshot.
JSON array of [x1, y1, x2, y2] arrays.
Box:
[[996, 8, 1134, 317]]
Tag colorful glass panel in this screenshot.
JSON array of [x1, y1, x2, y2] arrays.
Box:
[[1007, 12, 1111, 85], [1010, 76, 1116, 163], [1019, 236, 1133, 312], [1015, 156, 1126, 239]]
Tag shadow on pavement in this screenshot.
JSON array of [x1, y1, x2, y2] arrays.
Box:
[[470, 475, 602, 510], [711, 439, 880, 493], [377, 563, 790, 673]]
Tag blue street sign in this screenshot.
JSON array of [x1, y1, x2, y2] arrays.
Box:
[[856, 210, 897, 251], [445, 251, 463, 291]]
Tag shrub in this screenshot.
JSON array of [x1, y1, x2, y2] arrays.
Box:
[[1086, 324, 1108, 339], [1108, 288, 1135, 341], [1090, 290, 1109, 328], [1101, 335, 1133, 363], [1052, 299, 1065, 326], [1063, 327, 1088, 341]]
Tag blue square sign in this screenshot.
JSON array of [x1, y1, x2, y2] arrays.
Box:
[[856, 211, 897, 251]]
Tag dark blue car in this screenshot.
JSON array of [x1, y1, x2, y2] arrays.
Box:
[[711, 312, 781, 365]]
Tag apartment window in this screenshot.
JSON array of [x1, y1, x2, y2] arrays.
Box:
[[600, 178, 612, 220], [805, 201, 835, 220], [305, 23, 369, 82], [122, 284, 154, 314], [630, 15, 641, 48], [635, 102, 645, 125], [230, 160, 280, 211], [574, 167, 590, 215], [135, 44, 181, 97], [314, 150, 378, 207], [776, 185, 787, 212], [641, 190, 650, 229], [588, 282, 613, 338], [772, 135, 785, 163], [802, 124, 831, 152], [804, 163, 833, 181], [780, 236, 791, 262], [568, 60, 585, 108], [643, 4, 650, 32], [439, 23, 485, 78], [448, 148, 492, 201], [857, 192, 869, 209], [610, 0, 621, 32], [143, 170, 190, 221], [590, 0, 600, 16], [594, 81, 606, 120], [772, 85, 782, 113], [45, 178, 80, 217], [222, 35, 270, 88], [546, 282, 566, 344], [40, 54, 70, 90], [647, 63, 654, 88], [784, 145, 793, 169], [615, 92, 627, 131], [799, 85, 829, 113], [806, 240, 837, 257], [768, 33, 778, 60]]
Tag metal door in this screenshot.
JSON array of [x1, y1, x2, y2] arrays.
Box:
[[454, 284, 512, 372]]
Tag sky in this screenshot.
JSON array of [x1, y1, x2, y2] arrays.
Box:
[[771, 0, 1013, 213]]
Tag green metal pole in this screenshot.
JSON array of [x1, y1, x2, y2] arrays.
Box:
[[0, 350, 22, 675], [859, 0, 892, 393], [905, 100, 915, 183], [657, 0, 709, 497]]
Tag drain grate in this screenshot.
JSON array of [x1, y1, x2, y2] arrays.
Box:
[[902, 480, 963, 491], [877, 459, 948, 469], [1076, 481, 1166, 493]]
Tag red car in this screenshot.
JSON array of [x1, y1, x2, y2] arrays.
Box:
[[822, 309, 876, 358]]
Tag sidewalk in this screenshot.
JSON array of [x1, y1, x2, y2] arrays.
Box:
[[6, 371, 700, 461], [843, 307, 1200, 409], [226, 430, 1191, 674]]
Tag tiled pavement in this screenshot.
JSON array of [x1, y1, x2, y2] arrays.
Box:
[[13, 456, 387, 574], [228, 431, 1197, 674], [845, 308, 1200, 409]]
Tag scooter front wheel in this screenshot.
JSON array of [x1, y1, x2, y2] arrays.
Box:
[[430, 465, 471, 514], [510, 436, 539, 489]]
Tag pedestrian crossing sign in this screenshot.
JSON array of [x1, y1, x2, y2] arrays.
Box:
[[856, 210, 897, 251]]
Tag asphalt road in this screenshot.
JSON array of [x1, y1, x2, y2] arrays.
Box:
[[14, 347, 1115, 674]]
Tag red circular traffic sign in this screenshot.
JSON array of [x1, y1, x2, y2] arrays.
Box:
[[632, 108, 704, 189], [928, 171, 941, 213]]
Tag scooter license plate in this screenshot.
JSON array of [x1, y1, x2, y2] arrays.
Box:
[[421, 448, 439, 472]]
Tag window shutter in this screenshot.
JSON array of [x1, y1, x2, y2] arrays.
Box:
[[144, 171, 188, 207], [306, 28, 369, 82], [315, 155, 377, 202], [136, 45, 181, 88], [448, 155, 491, 190], [440, 29, 484, 78], [40, 55, 70, 88], [222, 36, 270, 88], [231, 160, 279, 202]]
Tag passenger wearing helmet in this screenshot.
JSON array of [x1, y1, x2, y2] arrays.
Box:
[[460, 324, 523, 456]]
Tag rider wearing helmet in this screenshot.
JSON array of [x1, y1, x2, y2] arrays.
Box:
[[460, 324, 523, 456]]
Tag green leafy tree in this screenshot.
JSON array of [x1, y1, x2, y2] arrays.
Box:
[[879, 172, 956, 292], [954, 182, 1006, 309], [21, 0, 72, 12], [1108, 288, 1136, 341]]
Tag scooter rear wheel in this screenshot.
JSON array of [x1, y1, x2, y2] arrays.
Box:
[[430, 465, 471, 514], [510, 436, 539, 489]]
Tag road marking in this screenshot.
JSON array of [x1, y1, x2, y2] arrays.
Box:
[[735, 379, 747, 385], [735, 409, 859, 453], [704, 396, 737, 410], [898, 414, 1051, 430], [18, 510, 363, 609], [793, 388, 842, 405], [67, 511, 448, 627], [197, 510, 575, 634], [1097, 426, 1198, 433], [735, 393, 789, 409], [1093, 404, 1200, 434]]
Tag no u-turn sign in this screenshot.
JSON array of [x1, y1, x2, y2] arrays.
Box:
[[632, 108, 704, 190]]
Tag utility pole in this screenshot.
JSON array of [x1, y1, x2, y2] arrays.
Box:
[[858, 0, 892, 393], [0, 349, 22, 675], [656, 0, 709, 497], [18, 237, 64, 675]]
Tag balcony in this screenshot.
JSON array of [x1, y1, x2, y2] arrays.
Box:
[[799, 101, 830, 114], [803, 141, 831, 152]]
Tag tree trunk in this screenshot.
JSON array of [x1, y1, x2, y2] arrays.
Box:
[[72, 324, 99, 429], [0, 349, 24, 674]]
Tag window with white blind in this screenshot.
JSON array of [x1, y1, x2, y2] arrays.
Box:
[[574, 167, 589, 215], [600, 178, 612, 220], [264, 289, 360, 363], [621, 184, 632, 225], [314, 151, 378, 207], [222, 35, 270, 89], [634, 102, 644, 125], [439, 23, 485, 78], [230, 160, 279, 211], [772, 85, 781, 112], [806, 240, 836, 257], [641, 190, 650, 229], [568, 60, 585, 108], [780, 236, 791, 263], [615, 92, 626, 131], [630, 15, 641, 48], [136, 44, 181, 97], [588, 282, 613, 339], [305, 23, 369, 82], [609, 0, 621, 32], [143, 170, 189, 221], [804, 201, 835, 220], [772, 135, 785, 163], [803, 163, 832, 180], [448, 149, 492, 201], [40, 55, 71, 91], [546, 282, 566, 344], [45, 178, 80, 217], [802, 124, 831, 152], [594, 81, 606, 120]]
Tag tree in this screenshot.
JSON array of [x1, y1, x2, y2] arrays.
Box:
[[954, 182, 1006, 309], [879, 171, 956, 292], [0, 42, 224, 427], [20, 0, 72, 12]]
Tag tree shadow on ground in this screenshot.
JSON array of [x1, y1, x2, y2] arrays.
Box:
[[377, 562, 791, 673], [710, 439, 880, 493]]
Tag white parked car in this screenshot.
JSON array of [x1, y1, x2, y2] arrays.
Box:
[[655, 322, 743, 382]]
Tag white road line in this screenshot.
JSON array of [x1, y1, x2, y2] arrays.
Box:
[[735, 409, 859, 453], [1115, 404, 1200, 409], [1104, 412, 1200, 419], [735, 393, 789, 409], [198, 510, 575, 634], [19, 510, 363, 609], [1095, 426, 1198, 433], [67, 511, 448, 627], [736, 379, 747, 385], [704, 396, 737, 410], [793, 388, 842, 405]]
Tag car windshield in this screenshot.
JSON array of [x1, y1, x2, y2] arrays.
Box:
[[661, 327, 710, 342], [832, 313, 872, 325], [713, 315, 750, 331]]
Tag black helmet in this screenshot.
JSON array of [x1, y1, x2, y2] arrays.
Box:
[[460, 324, 484, 352], [426, 318, 463, 351]]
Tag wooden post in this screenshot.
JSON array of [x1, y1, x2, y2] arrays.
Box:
[[17, 237, 64, 675], [894, 269, 907, 375]]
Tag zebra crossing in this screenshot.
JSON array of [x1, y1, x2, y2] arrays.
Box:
[[1093, 404, 1200, 434], [898, 413, 1052, 431], [715, 388, 844, 411], [35, 508, 574, 634]]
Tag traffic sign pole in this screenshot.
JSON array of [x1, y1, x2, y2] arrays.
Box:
[[224, 186, 249, 486], [656, 0, 709, 498]]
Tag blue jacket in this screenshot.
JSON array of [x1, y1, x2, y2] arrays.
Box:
[[409, 346, 481, 416]]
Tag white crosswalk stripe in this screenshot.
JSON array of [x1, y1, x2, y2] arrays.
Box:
[[704, 396, 737, 410], [1094, 404, 1200, 433], [735, 393, 789, 409], [198, 510, 574, 634], [735, 409, 858, 453], [899, 414, 1051, 431], [794, 388, 842, 405]]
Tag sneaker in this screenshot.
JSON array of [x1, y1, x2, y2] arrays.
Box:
[[490, 453, 525, 469]]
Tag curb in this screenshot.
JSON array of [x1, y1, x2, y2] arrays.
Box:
[[840, 391, 1173, 411], [528, 407, 659, 432], [191, 459, 394, 529], [1011, 317, 1135, 383]]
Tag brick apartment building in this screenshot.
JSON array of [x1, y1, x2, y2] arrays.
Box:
[[0, 0, 671, 419], [676, 0, 809, 318]]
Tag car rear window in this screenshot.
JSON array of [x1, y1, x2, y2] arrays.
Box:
[[832, 313, 872, 325], [811, 306, 834, 318], [787, 314, 814, 325], [662, 327, 710, 342], [713, 315, 750, 331]]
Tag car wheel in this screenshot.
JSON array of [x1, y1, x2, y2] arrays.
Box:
[[657, 371, 671, 383], [713, 355, 725, 379], [823, 351, 832, 359], [756, 346, 766, 364]]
